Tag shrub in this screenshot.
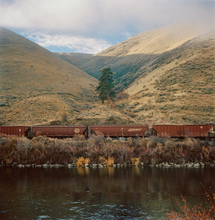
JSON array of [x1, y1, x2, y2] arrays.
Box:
[[131, 157, 140, 166], [76, 157, 85, 166], [167, 186, 215, 220], [104, 157, 115, 166]]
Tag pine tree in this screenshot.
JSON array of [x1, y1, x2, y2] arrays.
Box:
[[95, 67, 115, 105]]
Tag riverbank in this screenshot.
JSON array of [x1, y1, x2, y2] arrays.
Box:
[[0, 135, 215, 167]]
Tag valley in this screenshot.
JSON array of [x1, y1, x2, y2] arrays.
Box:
[[0, 24, 214, 125]]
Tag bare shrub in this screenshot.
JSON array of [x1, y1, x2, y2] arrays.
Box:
[[138, 138, 148, 148], [165, 140, 176, 150], [86, 136, 96, 149], [184, 138, 195, 150], [87, 134, 105, 148], [127, 137, 134, 147], [16, 137, 31, 163], [73, 135, 86, 142], [167, 186, 215, 220], [102, 142, 115, 159], [0, 137, 17, 164], [98, 156, 105, 164], [111, 144, 133, 164], [61, 112, 68, 123], [28, 137, 47, 164]]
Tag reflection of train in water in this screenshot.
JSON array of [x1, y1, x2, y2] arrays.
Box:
[[0, 124, 215, 140]]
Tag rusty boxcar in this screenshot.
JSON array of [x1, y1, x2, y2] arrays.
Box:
[[152, 125, 185, 138], [31, 125, 88, 138], [0, 126, 30, 137], [183, 125, 212, 138], [152, 125, 213, 139], [91, 125, 148, 138]]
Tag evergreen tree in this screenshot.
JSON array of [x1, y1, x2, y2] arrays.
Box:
[[96, 67, 115, 105]]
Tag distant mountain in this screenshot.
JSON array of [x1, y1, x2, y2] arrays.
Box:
[[0, 26, 97, 99], [55, 53, 93, 68], [57, 23, 214, 91]]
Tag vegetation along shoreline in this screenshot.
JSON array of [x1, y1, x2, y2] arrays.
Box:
[[1, 135, 215, 168]]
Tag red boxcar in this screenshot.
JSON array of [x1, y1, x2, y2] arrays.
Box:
[[152, 125, 185, 138], [184, 125, 212, 138], [152, 125, 212, 138], [91, 125, 148, 138], [31, 125, 88, 138], [0, 126, 30, 137]]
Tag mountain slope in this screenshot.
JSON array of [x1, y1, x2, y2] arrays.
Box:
[[57, 23, 214, 91], [0, 27, 97, 125], [122, 34, 215, 124], [0, 26, 97, 99], [55, 53, 93, 68], [57, 23, 214, 124]]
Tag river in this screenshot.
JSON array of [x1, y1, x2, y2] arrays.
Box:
[[0, 166, 214, 219]]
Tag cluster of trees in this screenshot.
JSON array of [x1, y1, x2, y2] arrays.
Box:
[[96, 67, 115, 105]]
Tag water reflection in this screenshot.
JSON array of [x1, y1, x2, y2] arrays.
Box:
[[0, 167, 214, 219]]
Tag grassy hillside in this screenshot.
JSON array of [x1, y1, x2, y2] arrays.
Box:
[[0, 27, 98, 125], [122, 34, 215, 124], [57, 24, 214, 90], [0, 24, 214, 126], [56, 24, 214, 125]]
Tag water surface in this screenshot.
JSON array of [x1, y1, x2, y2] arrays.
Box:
[[0, 166, 214, 219]]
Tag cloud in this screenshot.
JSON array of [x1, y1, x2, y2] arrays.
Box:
[[1, 0, 214, 34], [1, 0, 214, 53], [24, 31, 112, 54]]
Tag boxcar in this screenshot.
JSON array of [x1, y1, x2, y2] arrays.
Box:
[[152, 125, 185, 138], [31, 125, 88, 138], [91, 125, 148, 138], [184, 125, 212, 138], [152, 125, 213, 139], [0, 126, 30, 137]]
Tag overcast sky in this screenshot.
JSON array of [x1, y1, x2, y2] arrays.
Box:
[[0, 0, 214, 54]]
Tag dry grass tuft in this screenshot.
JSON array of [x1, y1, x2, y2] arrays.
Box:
[[76, 157, 85, 166], [131, 157, 140, 166], [105, 157, 115, 166]]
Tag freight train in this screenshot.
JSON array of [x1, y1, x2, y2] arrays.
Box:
[[0, 124, 215, 140]]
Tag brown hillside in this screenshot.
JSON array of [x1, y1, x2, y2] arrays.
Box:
[[0, 27, 97, 98], [0, 27, 97, 125], [0, 24, 214, 126], [97, 23, 200, 56], [57, 23, 214, 124]]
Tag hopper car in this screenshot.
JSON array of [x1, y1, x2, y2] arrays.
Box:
[[91, 125, 149, 138], [28, 125, 88, 139], [0, 125, 88, 139]]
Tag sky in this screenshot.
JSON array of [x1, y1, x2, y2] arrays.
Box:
[[0, 0, 214, 54]]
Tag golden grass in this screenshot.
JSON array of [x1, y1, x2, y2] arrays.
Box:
[[75, 157, 91, 166], [104, 157, 115, 166], [131, 157, 140, 166], [0, 26, 97, 105]]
